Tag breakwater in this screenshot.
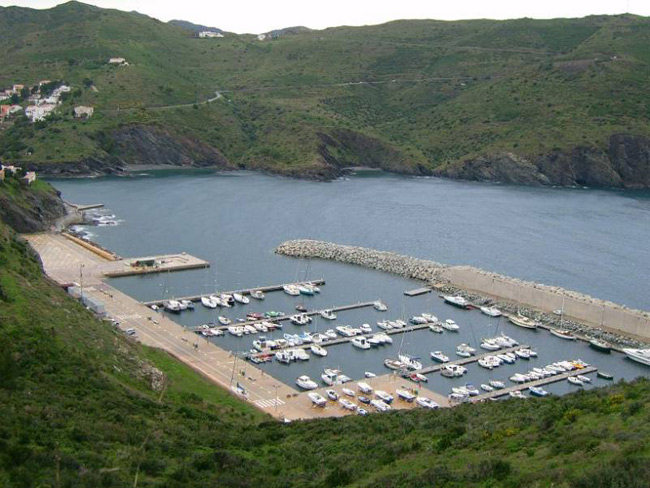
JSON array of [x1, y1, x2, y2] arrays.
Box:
[[275, 240, 650, 343]]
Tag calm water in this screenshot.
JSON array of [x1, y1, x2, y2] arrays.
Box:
[[50, 170, 650, 393]]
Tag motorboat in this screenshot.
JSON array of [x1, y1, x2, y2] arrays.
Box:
[[180, 299, 194, 310], [357, 395, 371, 405], [515, 349, 532, 360], [370, 399, 391, 412], [480, 339, 501, 351], [321, 369, 351, 386], [395, 319, 407, 328], [305, 283, 321, 293], [443, 295, 471, 309], [357, 382, 373, 394], [478, 356, 501, 369], [399, 354, 423, 370], [428, 324, 444, 333], [597, 371, 614, 380], [295, 304, 308, 313], [253, 323, 268, 333], [310, 344, 328, 357], [250, 289, 265, 300], [430, 351, 449, 363], [508, 314, 539, 330], [264, 311, 283, 318], [448, 392, 469, 403], [339, 398, 356, 410], [218, 316, 231, 325], [342, 387, 355, 397], [292, 348, 310, 361], [324, 329, 338, 340], [227, 326, 244, 337], [480, 384, 494, 392], [352, 337, 371, 350], [367, 335, 383, 347], [311, 333, 327, 343], [421, 313, 438, 323], [290, 314, 311, 326], [364, 371, 376, 378], [320, 309, 337, 320], [416, 397, 439, 409], [375, 390, 394, 404], [221, 294, 235, 306], [623, 348, 650, 366], [245, 312, 264, 321], [325, 390, 339, 402], [373, 301, 388, 312], [375, 333, 393, 344], [509, 391, 526, 399], [356, 407, 369, 416], [335, 325, 357, 337], [529, 386, 549, 397], [440, 364, 467, 377], [480, 306, 502, 317], [297, 331, 314, 343], [384, 358, 405, 370], [576, 375, 592, 383], [509, 373, 530, 384], [253, 338, 276, 352], [589, 338, 612, 353], [404, 371, 428, 383], [410, 316, 429, 325], [233, 293, 249, 304], [456, 343, 476, 357], [567, 376, 584, 386], [275, 350, 292, 364], [489, 379, 506, 389], [359, 323, 373, 334], [283, 285, 301, 296], [496, 353, 515, 364], [164, 300, 182, 313], [296, 375, 318, 390], [298, 285, 315, 296], [244, 325, 258, 335], [550, 328, 576, 340], [377, 321, 392, 330], [308, 392, 327, 407], [441, 319, 460, 332]]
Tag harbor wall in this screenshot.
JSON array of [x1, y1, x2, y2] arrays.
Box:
[[275, 240, 650, 341]]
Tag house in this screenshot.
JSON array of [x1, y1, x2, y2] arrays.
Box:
[[39, 80, 51, 86], [20, 171, 36, 186], [2, 165, 22, 175], [74, 106, 94, 118], [25, 104, 56, 122], [0, 93, 8, 102], [199, 31, 223, 38], [257, 34, 267, 41], [12, 84, 24, 93], [0, 105, 23, 120], [108, 57, 127, 65]]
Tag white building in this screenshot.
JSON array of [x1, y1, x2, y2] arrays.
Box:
[[199, 31, 223, 38], [74, 106, 94, 118], [25, 104, 57, 122], [257, 34, 267, 41], [108, 57, 128, 65]]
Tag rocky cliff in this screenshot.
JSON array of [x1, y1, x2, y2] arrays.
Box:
[[0, 179, 66, 233]]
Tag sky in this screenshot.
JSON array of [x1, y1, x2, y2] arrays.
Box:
[[0, 0, 646, 33]]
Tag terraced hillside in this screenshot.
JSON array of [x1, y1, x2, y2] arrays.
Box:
[[0, 2, 649, 185]]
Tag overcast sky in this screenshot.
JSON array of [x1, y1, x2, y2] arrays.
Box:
[[0, 0, 646, 33]]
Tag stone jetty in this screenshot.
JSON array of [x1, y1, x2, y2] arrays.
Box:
[[276, 240, 650, 344]]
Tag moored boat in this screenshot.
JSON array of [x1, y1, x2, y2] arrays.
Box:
[[399, 354, 423, 370], [480, 306, 502, 317], [352, 337, 371, 350], [529, 386, 549, 397], [589, 338, 612, 353], [384, 358, 405, 370], [373, 301, 388, 312], [218, 316, 231, 325], [430, 351, 449, 363], [250, 289, 265, 300], [428, 324, 443, 333], [201, 295, 218, 309], [567, 376, 584, 386], [283, 284, 300, 296], [320, 309, 337, 320], [441, 319, 460, 331], [508, 314, 539, 330], [443, 295, 471, 309], [233, 293, 249, 304], [597, 371, 614, 380], [310, 344, 328, 357], [550, 328, 576, 340]]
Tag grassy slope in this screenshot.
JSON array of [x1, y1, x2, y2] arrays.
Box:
[[0, 208, 649, 486], [0, 3, 649, 178]]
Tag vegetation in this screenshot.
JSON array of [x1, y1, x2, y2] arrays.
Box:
[[0, 2, 649, 182], [0, 196, 649, 485]]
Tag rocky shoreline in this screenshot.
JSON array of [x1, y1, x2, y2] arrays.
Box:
[[275, 239, 649, 348]]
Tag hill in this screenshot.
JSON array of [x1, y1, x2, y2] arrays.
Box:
[[168, 19, 224, 35], [0, 185, 650, 486], [0, 2, 649, 186]]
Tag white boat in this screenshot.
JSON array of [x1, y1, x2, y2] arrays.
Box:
[[622, 348, 650, 366], [233, 293, 249, 304], [489, 379, 506, 389], [508, 314, 539, 330], [310, 344, 328, 357], [509, 391, 526, 399], [529, 386, 549, 397], [441, 319, 460, 331], [376, 333, 393, 344], [320, 309, 337, 320], [298, 285, 315, 296], [430, 351, 449, 363], [352, 337, 371, 350], [370, 399, 391, 412], [373, 301, 388, 312], [480, 384, 494, 392], [550, 328, 577, 340], [215, 295, 230, 308], [296, 375, 318, 390], [305, 283, 320, 293], [164, 300, 182, 313], [342, 387, 355, 397], [290, 314, 311, 326], [440, 364, 467, 377], [221, 294, 235, 306], [428, 324, 444, 333], [416, 397, 439, 409], [377, 321, 392, 330], [339, 398, 356, 410], [364, 371, 376, 378], [325, 389, 339, 401], [367, 335, 383, 347], [321, 369, 351, 386], [308, 392, 327, 407], [443, 295, 471, 309], [201, 295, 218, 309], [480, 339, 501, 351], [456, 343, 476, 357], [410, 316, 429, 325], [218, 316, 231, 325], [375, 390, 394, 404], [359, 323, 373, 334], [283, 285, 301, 296], [324, 329, 338, 340], [384, 358, 405, 370], [227, 326, 244, 337], [480, 306, 502, 317], [180, 299, 194, 310], [576, 374, 592, 383], [421, 313, 438, 323], [292, 349, 310, 361], [275, 350, 292, 364], [567, 376, 584, 386], [335, 325, 357, 337], [249, 289, 265, 300], [515, 349, 532, 360], [399, 354, 423, 370], [357, 382, 373, 394], [510, 373, 530, 384], [497, 353, 515, 364]]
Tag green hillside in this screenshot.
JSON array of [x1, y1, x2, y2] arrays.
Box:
[[1, 208, 650, 487], [0, 2, 649, 185]]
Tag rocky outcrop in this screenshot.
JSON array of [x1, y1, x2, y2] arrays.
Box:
[[0, 181, 66, 233], [435, 134, 650, 188]]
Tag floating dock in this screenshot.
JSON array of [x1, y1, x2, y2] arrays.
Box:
[[104, 254, 210, 278], [143, 279, 326, 307], [404, 287, 432, 297], [418, 345, 528, 374], [471, 366, 598, 401], [191, 300, 377, 333]]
